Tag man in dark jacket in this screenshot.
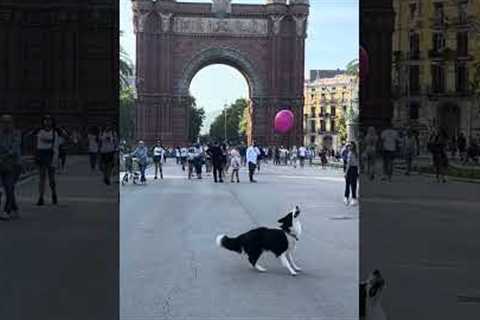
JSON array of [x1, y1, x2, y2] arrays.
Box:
[[206, 141, 224, 183]]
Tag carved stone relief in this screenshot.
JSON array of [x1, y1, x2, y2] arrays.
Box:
[[173, 17, 268, 35], [270, 15, 285, 35]]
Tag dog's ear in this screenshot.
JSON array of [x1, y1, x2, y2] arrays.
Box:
[[277, 212, 293, 224]]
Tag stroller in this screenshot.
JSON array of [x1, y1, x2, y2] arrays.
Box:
[[121, 155, 140, 185]]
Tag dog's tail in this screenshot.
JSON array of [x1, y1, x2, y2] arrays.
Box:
[[216, 234, 242, 254]]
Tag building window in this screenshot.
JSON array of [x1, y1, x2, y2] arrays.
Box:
[[433, 32, 446, 54], [409, 3, 417, 19], [343, 105, 347, 112], [409, 65, 420, 94], [457, 31, 469, 57], [456, 62, 468, 93], [409, 32, 420, 59], [459, 2, 468, 24], [310, 135, 316, 144], [320, 120, 326, 132], [310, 107, 316, 117], [310, 120, 316, 133], [331, 106, 336, 117], [434, 2, 444, 25], [432, 64, 445, 93], [330, 120, 336, 133], [320, 106, 325, 116]]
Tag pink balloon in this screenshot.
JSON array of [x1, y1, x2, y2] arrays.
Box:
[[274, 109, 295, 134], [360, 46, 369, 82]]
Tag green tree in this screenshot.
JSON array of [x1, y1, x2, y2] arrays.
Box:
[[336, 114, 348, 144], [120, 86, 136, 143], [209, 98, 248, 144], [189, 99, 206, 143], [345, 58, 359, 77], [120, 31, 133, 90]]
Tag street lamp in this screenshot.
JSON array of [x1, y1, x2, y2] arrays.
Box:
[[224, 102, 227, 143]]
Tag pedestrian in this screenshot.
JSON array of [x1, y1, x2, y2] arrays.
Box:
[[320, 149, 328, 169], [246, 142, 259, 183], [99, 123, 117, 185], [428, 129, 448, 183], [207, 141, 224, 183], [344, 141, 359, 206], [380, 125, 399, 182], [193, 143, 204, 179], [131, 140, 149, 183], [186, 146, 195, 180], [180, 146, 188, 171], [364, 126, 378, 180], [298, 144, 307, 168], [0, 114, 22, 220], [230, 148, 241, 183], [152, 140, 164, 179], [290, 145, 298, 168], [88, 126, 100, 173], [458, 132, 467, 162], [56, 127, 70, 174], [175, 146, 180, 165], [344, 142, 359, 206], [33, 114, 60, 205], [340, 143, 349, 172], [403, 129, 417, 176]]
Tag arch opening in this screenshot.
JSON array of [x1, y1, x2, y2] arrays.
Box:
[[189, 64, 250, 141]]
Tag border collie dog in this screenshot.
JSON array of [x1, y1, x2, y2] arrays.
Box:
[[216, 206, 302, 276]]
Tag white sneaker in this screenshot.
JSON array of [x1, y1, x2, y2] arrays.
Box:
[[351, 199, 358, 206], [344, 197, 349, 206]]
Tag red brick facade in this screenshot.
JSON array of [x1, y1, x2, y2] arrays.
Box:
[[133, 0, 309, 146], [0, 1, 118, 131]]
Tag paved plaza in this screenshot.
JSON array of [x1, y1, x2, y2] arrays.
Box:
[[120, 161, 358, 320], [361, 171, 480, 320], [0, 156, 117, 320]]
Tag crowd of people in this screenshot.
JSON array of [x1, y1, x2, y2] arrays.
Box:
[[356, 124, 480, 183], [0, 113, 120, 221], [118, 140, 343, 186]]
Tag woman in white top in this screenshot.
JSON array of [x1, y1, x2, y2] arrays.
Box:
[[152, 140, 165, 180], [34, 115, 60, 206], [99, 124, 117, 185]]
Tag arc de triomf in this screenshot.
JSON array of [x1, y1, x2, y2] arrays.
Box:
[[132, 0, 309, 146]]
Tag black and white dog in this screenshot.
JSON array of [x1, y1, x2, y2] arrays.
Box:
[[216, 206, 302, 276]]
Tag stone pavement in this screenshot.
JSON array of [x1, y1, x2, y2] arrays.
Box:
[[0, 156, 118, 320], [120, 161, 358, 320]]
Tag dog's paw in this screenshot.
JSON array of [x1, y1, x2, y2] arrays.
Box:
[[293, 266, 302, 272], [290, 271, 298, 276]]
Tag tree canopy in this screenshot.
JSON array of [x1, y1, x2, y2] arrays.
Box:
[[209, 98, 248, 144]]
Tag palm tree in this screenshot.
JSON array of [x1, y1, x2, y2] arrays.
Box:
[[345, 58, 359, 77], [120, 31, 133, 90]]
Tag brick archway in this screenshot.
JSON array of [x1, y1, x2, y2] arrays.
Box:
[[132, 0, 309, 146], [176, 47, 263, 98]]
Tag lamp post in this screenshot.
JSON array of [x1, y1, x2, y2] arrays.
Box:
[[224, 102, 227, 143]]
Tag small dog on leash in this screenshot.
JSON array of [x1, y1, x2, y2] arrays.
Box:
[[216, 206, 302, 276]]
